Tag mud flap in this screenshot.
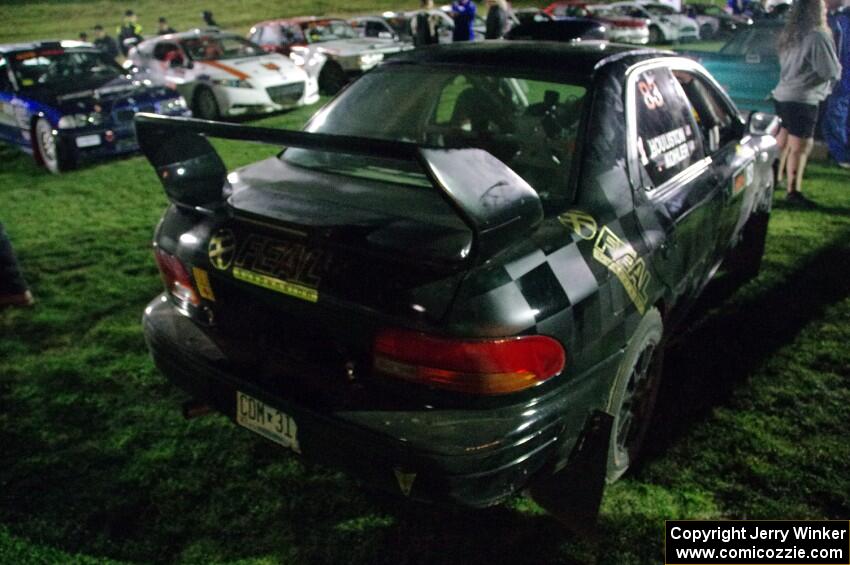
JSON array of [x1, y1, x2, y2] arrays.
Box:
[[528, 410, 613, 533]]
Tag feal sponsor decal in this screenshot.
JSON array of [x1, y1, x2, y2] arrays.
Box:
[[558, 210, 650, 314], [208, 228, 325, 303]]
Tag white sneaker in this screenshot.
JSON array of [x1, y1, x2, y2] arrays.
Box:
[[838, 162, 850, 169]]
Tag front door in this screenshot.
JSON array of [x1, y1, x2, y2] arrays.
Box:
[[628, 63, 724, 302]]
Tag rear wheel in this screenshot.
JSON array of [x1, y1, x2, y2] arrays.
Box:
[[648, 25, 663, 44], [606, 307, 664, 483], [193, 87, 220, 121], [318, 61, 347, 95], [700, 23, 714, 40]]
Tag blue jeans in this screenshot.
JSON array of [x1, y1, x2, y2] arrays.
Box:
[[823, 83, 850, 164], [0, 222, 28, 295]]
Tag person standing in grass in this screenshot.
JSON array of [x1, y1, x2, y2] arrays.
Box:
[[451, 0, 477, 41], [411, 0, 439, 46], [772, 0, 841, 206], [823, 0, 850, 168], [157, 17, 176, 35], [0, 223, 33, 308], [93, 25, 120, 60], [485, 0, 511, 39], [117, 9, 143, 56]]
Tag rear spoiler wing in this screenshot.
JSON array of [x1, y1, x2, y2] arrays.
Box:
[[134, 113, 543, 261]]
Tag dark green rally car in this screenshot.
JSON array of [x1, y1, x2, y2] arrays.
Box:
[[139, 42, 779, 518]]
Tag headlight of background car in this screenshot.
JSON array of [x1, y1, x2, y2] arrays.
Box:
[[212, 78, 252, 89], [158, 97, 188, 113], [359, 53, 383, 68], [57, 112, 103, 129], [290, 52, 323, 67]]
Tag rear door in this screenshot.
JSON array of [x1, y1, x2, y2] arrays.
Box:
[[627, 61, 723, 300]]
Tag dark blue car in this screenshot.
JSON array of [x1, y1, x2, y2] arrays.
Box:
[[0, 40, 191, 173]]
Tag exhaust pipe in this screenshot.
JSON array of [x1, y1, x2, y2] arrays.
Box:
[[182, 400, 212, 419]]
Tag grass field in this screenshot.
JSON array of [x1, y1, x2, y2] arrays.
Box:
[[1, 96, 849, 563], [1, 1, 849, 563]]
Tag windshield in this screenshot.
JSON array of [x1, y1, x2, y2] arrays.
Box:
[[720, 29, 776, 56], [284, 66, 587, 198], [645, 4, 675, 15], [303, 20, 359, 43], [181, 36, 264, 61], [10, 49, 122, 88]]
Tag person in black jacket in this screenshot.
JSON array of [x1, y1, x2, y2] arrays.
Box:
[[485, 0, 510, 39], [157, 17, 177, 35], [0, 222, 33, 308], [411, 0, 439, 46], [202, 10, 219, 28], [93, 25, 120, 59]]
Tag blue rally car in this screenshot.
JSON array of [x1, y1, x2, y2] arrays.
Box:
[[0, 40, 191, 173]]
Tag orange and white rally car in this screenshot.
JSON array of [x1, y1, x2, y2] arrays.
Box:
[[130, 29, 318, 120]]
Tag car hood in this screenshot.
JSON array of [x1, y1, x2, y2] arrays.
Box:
[[311, 38, 404, 57], [22, 74, 177, 113], [194, 54, 306, 83]]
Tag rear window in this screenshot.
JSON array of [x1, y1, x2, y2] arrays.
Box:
[[283, 66, 587, 199]]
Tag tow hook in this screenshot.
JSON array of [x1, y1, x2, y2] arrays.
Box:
[[182, 400, 212, 419]]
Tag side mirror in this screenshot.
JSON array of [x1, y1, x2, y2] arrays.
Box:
[[746, 110, 780, 136]]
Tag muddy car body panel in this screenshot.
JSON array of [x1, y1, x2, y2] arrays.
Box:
[[139, 42, 778, 507]]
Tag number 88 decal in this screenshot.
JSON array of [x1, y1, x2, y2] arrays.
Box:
[[638, 74, 664, 110]]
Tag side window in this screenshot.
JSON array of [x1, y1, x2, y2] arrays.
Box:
[[674, 70, 739, 153], [281, 25, 305, 45], [365, 21, 384, 37], [0, 58, 12, 90], [633, 67, 704, 188], [153, 42, 180, 62], [259, 25, 282, 45]]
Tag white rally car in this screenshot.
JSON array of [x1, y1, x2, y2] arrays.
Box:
[[130, 30, 318, 120], [609, 1, 700, 43]]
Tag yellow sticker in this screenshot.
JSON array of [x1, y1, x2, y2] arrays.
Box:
[[233, 267, 318, 303], [558, 209, 598, 240], [192, 267, 215, 302], [592, 226, 650, 314]]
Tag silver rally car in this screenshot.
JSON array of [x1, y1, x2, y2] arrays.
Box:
[[248, 17, 412, 94], [130, 29, 318, 120]]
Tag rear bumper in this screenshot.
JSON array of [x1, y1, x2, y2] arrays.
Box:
[[142, 294, 615, 507]]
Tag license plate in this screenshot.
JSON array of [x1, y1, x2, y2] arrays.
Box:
[[75, 134, 101, 148], [235, 391, 300, 453]]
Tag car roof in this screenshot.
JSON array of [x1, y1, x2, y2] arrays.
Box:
[[0, 40, 95, 54], [253, 17, 347, 26], [143, 29, 241, 42], [386, 41, 668, 77]]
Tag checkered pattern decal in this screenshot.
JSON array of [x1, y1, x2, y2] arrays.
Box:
[[449, 56, 664, 366]]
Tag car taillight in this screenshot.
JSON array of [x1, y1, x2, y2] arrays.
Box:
[[154, 248, 200, 306], [373, 328, 566, 395]]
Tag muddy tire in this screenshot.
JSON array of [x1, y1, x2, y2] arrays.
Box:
[[606, 307, 664, 483]]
